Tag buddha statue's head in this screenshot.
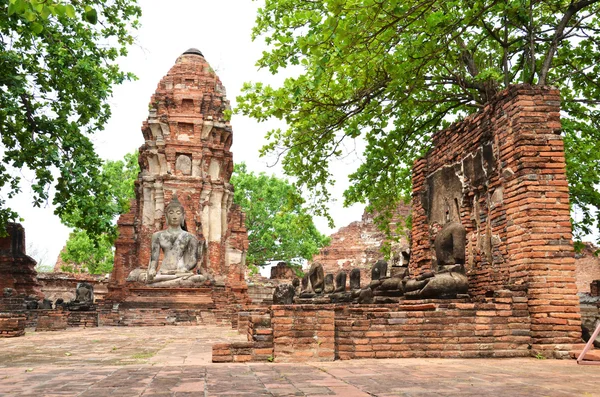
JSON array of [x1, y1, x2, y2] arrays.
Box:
[[165, 195, 186, 229]]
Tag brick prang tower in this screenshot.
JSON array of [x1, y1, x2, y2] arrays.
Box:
[[109, 49, 249, 298]]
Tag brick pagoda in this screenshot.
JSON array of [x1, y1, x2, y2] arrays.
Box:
[[107, 49, 249, 309]]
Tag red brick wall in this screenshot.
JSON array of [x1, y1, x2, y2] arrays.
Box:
[[411, 85, 580, 355], [35, 310, 68, 331], [0, 313, 26, 337], [0, 223, 43, 299], [575, 244, 600, 294], [264, 289, 534, 361], [271, 305, 335, 362], [334, 291, 530, 359], [212, 313, 274, 363]]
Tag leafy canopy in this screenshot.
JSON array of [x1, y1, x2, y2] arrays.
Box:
[[231, 162, 330, 269], [60, 152, 139, 274], [60, 229, 114, 274], [0, 0, 141, 238], [238, 0, 600, 245]]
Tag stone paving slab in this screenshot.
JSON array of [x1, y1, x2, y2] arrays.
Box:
[[0, 325, 598, 396]]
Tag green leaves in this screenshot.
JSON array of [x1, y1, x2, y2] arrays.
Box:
[[60, 229, 115, 274], [0, 0, 141, 238], [60, 151, 139, 273], [83, 6, 97, 24], [7, 0, 95, 24], [240, 0, 600, 246], [231, 163, 330, 266]]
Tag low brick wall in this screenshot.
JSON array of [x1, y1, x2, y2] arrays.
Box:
[[223, 288, 575, 362], [334, 292, 532, 359], [36, 310, 68, 332], [68, 311, 98, 328], [213, 314, 274, 363], [98, 285, 246, 328], [0, 312, 26, 337], [98, 306, 222, 327], [0, 296, 26, 311], [272, 306, 335, 362]]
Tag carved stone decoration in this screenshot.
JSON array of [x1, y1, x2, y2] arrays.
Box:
[[273, 284, 295, 304], [308, 263, 325, 294], [175, 154, 192, 175], [350, 268, 361, 290], [357, 287, 374, 304], [108, 49, 250, 300], [39, 299, 53, 309], [292, 278, 301, 295], [371, 260, 388, 280], [334, 271, 346, 293], [390, 266, 408, 279], [324, 274, 335, 294]]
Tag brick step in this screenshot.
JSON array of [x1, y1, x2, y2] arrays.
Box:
[[569, 343, 600, 361]]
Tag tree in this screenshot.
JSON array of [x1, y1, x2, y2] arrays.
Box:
[[0, 0, 141, 239], [238, 0, 600, 246], [60, 229, 114, 274], [60, 152, 139, 274], [231, 163, 330, 270]]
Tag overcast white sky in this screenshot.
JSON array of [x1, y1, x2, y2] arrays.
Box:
[[11, 1, 365, 268]]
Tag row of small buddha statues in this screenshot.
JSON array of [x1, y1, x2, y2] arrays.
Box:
[[273, 221, 469, 304]]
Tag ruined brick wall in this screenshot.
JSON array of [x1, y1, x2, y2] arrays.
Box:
[[334, 291, 531, 359], [261, 290, 531, 362], [0, 223, 42, 299], [270, 262, 296, 280], [98, 285, 245, 327], [0, 313, 26, 337], [35, 310, 68, 331], [271, 306, 335, 362], [312, 205, 410, 284], [212, 313, 274, 363], [575, 244, 600, 294], [37, 273, 108, 303], [411, 85, 580, 354]]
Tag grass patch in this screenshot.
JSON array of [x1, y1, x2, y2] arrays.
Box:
[[131, 352, 155, 360]]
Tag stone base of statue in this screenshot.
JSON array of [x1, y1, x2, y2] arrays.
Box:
[[126, 268, 212, 288]]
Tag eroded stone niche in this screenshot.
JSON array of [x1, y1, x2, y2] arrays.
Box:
[[423, 142, 498, 270]]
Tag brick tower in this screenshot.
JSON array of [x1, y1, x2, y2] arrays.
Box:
[[109, 49, 249, 299]]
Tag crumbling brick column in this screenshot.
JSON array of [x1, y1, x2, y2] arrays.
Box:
[[499, 87, 580, 356]]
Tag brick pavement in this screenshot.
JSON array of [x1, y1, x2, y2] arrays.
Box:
[[0, 325, 598, 396]]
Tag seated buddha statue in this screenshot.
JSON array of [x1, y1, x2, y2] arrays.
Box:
[[127, 195, 208, 287]]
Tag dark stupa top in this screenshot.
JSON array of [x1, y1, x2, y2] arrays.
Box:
[[183, 48, 204, 57]]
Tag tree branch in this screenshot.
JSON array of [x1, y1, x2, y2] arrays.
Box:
[[538, 0, 600, 85]]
